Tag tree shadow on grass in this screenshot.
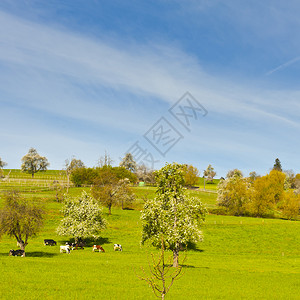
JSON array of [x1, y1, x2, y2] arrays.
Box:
[[85, 237, 110, 247], [156, 263, 197, 269], [26, 252, 59, 258], [186, 242, 205, 253], [181, 264, 196, 269], [60, 237, 111, 247], [0, 251, 58, 258]]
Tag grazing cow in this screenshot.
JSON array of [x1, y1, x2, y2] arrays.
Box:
[[44, 239, 57, 246], [66, 241, 85, 250], [60, 245, 70, 254], [71, 241, 85, 250], [9, 249, 25, 257], [92, 245, 105, 252], [113, 244, 122, 251]]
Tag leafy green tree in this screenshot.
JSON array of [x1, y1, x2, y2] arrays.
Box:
[[91, 167, 135, 214], [203, 164, 216, 183], [120, 153, 137, 173], [112, 166, 137, 184], [57, 191, 106, 243], [183, 164, 199, 186], [281, 190, 300, 220], [273, 158, 282, 172], [70, 167, 98, 186], [141, 163, 206, 267], [21, 148, 49, 178], [0, 191, 44, 254], [217, 173, 250, 215], [249, 170, 285, 217]]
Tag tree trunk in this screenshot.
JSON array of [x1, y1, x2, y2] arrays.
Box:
[[66, 174, 70, 194], [32, 172, 34, 178], [19, 240, 26, 256], [173, 248, 179, 267], [108, 204, 112, 215]]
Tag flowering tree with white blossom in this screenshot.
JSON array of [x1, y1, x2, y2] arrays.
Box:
[[141, 163, 206, 267]]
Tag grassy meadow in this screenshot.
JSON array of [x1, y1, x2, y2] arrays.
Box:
[[0, 170, 299, 299]]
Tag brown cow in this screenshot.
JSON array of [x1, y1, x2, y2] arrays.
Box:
[[92, 245, 105, 252]]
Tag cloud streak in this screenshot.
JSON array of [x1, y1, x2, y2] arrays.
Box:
[[266, 56, 300, 76]]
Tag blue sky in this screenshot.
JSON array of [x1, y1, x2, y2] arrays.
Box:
[[0, 0, 299, 177]]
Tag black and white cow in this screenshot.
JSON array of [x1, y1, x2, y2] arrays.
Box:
[[60, 245, 70, 254], [113, 244, 122, 251], [44, 239, 57, 246], [66, 241, 85, 250], [9, 249, 25, 257]]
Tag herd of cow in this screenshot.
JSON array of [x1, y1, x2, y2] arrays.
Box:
[[8, 239, 122, 256]]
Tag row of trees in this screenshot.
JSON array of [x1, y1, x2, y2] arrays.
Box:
[[217, 166, 300, 219], [1, 149, 217, 186]]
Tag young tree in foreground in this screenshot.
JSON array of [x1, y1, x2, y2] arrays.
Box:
[[0, 191, 44, 255], [141, 163, 206, 267], [138, 238, 185, 299], [21, 148, 49, 178], [57, 191, 106, 243]]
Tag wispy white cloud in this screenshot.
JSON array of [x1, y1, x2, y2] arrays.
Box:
[[0, 10, 298, 129], [0, 9, 299, 173]]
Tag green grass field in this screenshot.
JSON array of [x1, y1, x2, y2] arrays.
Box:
[[0, 171, 299, 299]]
